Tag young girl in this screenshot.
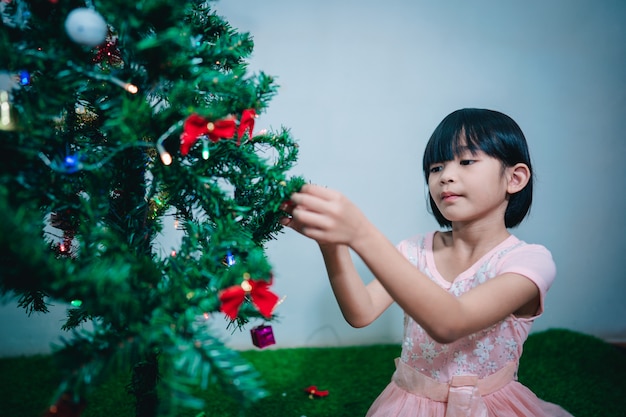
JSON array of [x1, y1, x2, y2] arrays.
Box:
[[280, 108, 574, 416]]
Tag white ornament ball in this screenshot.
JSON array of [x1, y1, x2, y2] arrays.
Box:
[[65, 8, 108, 47]]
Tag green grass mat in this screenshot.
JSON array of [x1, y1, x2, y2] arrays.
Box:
[[1, 328, 624, 417]]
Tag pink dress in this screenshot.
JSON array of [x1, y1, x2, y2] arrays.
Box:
[[366, 232, 574, 417]]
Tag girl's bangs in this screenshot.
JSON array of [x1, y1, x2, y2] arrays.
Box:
[[423, 125, 482, 168]]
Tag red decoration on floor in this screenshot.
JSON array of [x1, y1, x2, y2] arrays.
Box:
[[250, 324, 275, 348], [304, 385, 329, 399], [218, 275, 279, 319]]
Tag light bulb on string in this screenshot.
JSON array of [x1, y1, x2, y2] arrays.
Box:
[[63, 154, 82, 173], [110, 76, 138, 94], [202, 137, 210, 160], [39, 139, 156, 174], [0, 70, 19, 130], [156, 141, 172, 165], [18, 70, 31, 86], [0, 90, 18, 131], [155, 120, 184, 166], [223, 251, 236, 266], [72, 66, 138, 94]]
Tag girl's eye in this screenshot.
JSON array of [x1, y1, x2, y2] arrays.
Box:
[[429, 165, 443, 173], [460, 160, 475, 166]]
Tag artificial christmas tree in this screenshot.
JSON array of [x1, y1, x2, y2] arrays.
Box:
[[0, 1, 303, 416]]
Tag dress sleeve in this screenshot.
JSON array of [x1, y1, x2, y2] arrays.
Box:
[[395, 233, 428, 266], [497, 243, 557, 317]]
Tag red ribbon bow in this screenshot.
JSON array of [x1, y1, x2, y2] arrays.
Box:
[[179, 108, 256, 155], [179, 113, 236, 156], [304, 386, 329, 399], [237, 109, 256, 145], [219, 275, 279, 320]]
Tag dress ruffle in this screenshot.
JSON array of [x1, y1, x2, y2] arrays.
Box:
[[366, 378, 574, 417]]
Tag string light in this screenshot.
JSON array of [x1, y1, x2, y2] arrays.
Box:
[[110, 76, 138, 94], [63, 154, 81, 173], [18, 70, 31, 86], [156, 141, 172, 165], [71, 63, 138, 94], [225, 251, 236, 266], [39, 141, 153, 173], [0, 90, 18, 131], [1, 91, 11, 125], [155, 120, 184, 166], [202, 138, 210, 160]]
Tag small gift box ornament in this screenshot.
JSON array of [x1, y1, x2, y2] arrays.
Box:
[[250, 324, 276, 349]]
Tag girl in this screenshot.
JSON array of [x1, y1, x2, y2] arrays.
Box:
[[280, 109, 574, 416]]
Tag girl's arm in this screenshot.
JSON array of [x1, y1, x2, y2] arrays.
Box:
[[318, 243, 394, 327], [349, 220, 539, 343], [285, 185, 540, 344]]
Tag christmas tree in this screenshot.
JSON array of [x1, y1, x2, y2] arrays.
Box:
[[0, 1, 303, 416]]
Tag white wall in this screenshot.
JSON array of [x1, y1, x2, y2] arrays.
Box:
[[1, 0, 625, 355]]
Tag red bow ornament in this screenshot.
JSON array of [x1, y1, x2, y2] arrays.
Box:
[[179, 109, 257, 156], [237, 108, 256, 145], [304, 386, 329, 399], [179, 113, 236, 156], [219, 274, 279, 320]]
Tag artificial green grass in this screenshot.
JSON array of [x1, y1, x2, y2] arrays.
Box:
[[518, 329, 626, 417], [1, 329, 624, 417]]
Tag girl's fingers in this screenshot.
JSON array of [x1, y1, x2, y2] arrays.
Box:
[[282, 185, 363, 245], [282, 217, 328, 243], [286, 185, 336, 212], [290, 192, 329, 214], [279, 200, 295, 214], [292, 206, 332, 230], [282, 204, 350, 244], [300, 184, 334, 198]]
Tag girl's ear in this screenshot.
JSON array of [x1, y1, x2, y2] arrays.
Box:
[[506, 163, 531, 194]]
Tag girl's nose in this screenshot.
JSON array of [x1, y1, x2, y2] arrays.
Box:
[[439, 165, 456, 183]]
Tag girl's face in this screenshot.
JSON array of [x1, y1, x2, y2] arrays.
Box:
[[427, 148, 510, 227]]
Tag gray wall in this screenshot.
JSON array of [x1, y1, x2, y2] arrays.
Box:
[[1, 0, 625, 355]]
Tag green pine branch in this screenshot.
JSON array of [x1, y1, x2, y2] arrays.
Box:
[[0, 1, 304, 416]]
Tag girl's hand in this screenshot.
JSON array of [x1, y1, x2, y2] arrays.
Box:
[[280, 184, 369, 246]]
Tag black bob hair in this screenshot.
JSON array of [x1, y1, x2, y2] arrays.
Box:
[[422, 108, 533, 228]]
